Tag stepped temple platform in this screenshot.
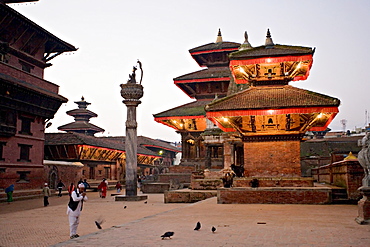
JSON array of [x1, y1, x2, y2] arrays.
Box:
[[164, 183, 349, 204]]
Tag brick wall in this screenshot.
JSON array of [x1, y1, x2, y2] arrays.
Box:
[[312, 160, 364, 200], [191, 179, 222, 190], [243, 140, 301, 177], [44, 164, 83, 190], [158, 173, 191, 183], [169, 165, 195, 173], [218, 187, 331, 204], [164, 190, 217, 203], [233, 177, 314, 187]]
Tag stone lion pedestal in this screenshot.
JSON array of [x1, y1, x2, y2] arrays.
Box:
[[355, 186, 370, 225]]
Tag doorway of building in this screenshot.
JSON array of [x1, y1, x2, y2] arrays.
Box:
[[89, 166, 95, 179]]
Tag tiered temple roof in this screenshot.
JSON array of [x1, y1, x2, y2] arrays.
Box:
[[58, 97, 105, 136]]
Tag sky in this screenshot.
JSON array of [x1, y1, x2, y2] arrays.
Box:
[[10, 0, 370, 143]]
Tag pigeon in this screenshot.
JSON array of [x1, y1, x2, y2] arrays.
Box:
[[124, 205, 127, 209], [194, 221, 201, 230], [211, 226, 216, 233], [95, 221, 102, 229], [94, 217, 105, 230], [161, 231, 174, 239], [144, 201, 147, 204]]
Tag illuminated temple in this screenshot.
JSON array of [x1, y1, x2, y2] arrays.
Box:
[[154, 29, 341, 203]]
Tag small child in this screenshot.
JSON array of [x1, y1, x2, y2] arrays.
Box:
[[115, 181, 122, 193]]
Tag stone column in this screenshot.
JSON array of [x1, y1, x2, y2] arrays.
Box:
[[124, 100, 140, 196], [205, 145, 211, 169], [116, 62, 147, 201]]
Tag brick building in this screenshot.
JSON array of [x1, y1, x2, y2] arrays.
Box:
[[0, 1, 76, 190]]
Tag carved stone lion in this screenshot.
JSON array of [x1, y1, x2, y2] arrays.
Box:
[[358, 132, 370, 186]]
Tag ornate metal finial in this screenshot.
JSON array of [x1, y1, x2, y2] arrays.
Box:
[[216, 28, 223, 43], [265, 28, 274, 47], [239, 31, 253, 50], [81, 96, 84, 101], [137, 60, 143, 85]]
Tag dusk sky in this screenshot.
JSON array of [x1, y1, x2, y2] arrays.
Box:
[[10, 0, 370, 142]]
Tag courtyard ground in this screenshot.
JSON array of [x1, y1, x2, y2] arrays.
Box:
[[0, 190, 369, 247]]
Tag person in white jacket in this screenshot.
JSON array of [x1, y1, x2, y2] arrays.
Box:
[[67, 183, 87, 239]]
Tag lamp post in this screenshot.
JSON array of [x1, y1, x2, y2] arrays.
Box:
[[116, 61, 147, 201]]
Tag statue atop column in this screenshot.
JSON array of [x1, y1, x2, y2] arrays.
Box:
[[127, 60, 143, 84], [116, 60, 147, 201]]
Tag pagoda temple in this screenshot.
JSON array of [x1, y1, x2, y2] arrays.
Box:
[[58, 96, 105, 136], [156, 29, 341, 204], [154, 29, 244, 169]]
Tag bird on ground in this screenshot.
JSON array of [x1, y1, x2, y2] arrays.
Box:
[[144, 201, 147, 204], [194, 221, 201, 230], [211, 226, 216, 233], [124, 205, 127, 209], [161, 231, 174, 239]]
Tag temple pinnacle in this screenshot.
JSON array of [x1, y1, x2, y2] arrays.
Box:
[[265, 28, 274, 47], [239, 31, 253, 50], [215, 28, 223, 43]]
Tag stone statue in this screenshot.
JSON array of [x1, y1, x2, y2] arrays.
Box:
[[358, 132, 370, 186], [127, 60, 143, 85], [221, 168, 235, 188]]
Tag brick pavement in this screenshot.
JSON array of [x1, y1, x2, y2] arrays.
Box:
[[0, 190, 369, 247]]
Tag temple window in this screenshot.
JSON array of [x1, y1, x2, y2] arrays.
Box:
[[19, 60, 34, 73], [17, 144, 32, 162], [0, 53, 9, 63], [19, 116, 33, 135], [16, 171, 30, 182], [0, 142, 5, 160]]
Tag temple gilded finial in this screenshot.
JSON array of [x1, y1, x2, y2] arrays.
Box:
[[81, 96, 84, 101], [239, 31, 253, 50], [215, 28, 223, 43], [265, 28, 274, 47]]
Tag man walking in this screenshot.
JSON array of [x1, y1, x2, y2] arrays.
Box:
[[57, 180, 65, 197], [42, 183, 51, 206], [67, 183, 87, 239]]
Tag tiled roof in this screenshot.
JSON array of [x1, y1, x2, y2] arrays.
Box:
[[138, 136, 181, 152], [45, 132, 161, 157], [45, 132, 123, 149], [153, 100, 212, 118], [189, 41, 240, 54], [0, 4, 76, 53], [174, 67, 231, 81], [229, 44, 314, 59], [58, 122, 105, 132], [66, 109, 98, 117], [103, 136, 181, 153], [206, 85, 340, 111]]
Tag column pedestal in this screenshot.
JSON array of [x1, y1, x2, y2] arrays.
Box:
[[355, 186, 370, 225]]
